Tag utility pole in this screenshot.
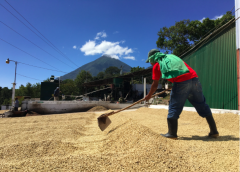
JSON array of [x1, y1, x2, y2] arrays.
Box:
[[5, 58, 17, 109], [120, 65, 123, 75]]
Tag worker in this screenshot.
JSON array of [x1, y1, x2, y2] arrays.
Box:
[[144, 49, 219, 140], [62, 94, 65, 100], [54, 87, 60, 101], [14, 97, 19, 111]]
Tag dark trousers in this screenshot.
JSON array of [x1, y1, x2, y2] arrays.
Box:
[[168, 77, 212, 119]]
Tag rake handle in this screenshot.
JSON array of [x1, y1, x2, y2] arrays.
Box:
[[105, 88, 171, 118]]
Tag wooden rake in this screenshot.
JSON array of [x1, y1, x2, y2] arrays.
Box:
[[97, 89, 171, 131]]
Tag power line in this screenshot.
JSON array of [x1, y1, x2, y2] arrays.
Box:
[[0, 3, 61, 57], [0, 37, 60, 70], [229, 6, 235, 13], [232, 8, 240, 16], [17, 73, 43, 81], [3, 1, 79, 68], [0, 21, 75, 69], [4, 0, 71, 61], [17, 62, 67, 73]]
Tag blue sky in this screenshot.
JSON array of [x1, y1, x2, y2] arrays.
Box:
[[0, 0, 234, 89]]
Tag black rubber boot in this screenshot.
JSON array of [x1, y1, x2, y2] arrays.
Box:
[[206, 115, 219, 138], [161, 118, 178, 140]]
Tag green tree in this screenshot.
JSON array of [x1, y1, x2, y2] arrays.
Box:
[[32, 83, 41, 98], [104, 66, 120, 78], [156, 11, 234, 56], [15, 83, 41, 98], [96, 71, 105, 80], [74, 70, 93, 95], [130, 66, 145, 73], [15, 84, 25, 97], [3, 99, 11, 105], [24, 83, 33, 97], [0, 87, 12, 105], [130, 66, 147, 84], [0, 87, 2, 105], [43, 78, 50, 82], [61, 79, 78, 95]]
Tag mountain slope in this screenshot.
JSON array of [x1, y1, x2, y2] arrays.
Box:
[[61, 55, 132, 80]]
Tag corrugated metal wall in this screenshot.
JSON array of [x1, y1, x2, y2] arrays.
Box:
[[182, 23, 237, 110]]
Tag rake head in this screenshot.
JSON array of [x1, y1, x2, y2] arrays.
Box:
[[97, 111, 114, 131]]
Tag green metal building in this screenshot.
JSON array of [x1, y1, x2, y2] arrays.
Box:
[[41, 82, 59, 100], [180, 20, 238, 110]]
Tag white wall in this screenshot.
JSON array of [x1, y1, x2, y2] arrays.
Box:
[[1, 105, 10, 110], [26, 101, 145, 114]]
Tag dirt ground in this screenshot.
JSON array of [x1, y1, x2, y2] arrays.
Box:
[[0, 110, 10, 114], [25, 111, 42, 117], [0, 110, 8, 118], [0, 110, 41, 117], [87, 106, 108, 112], [0, 107, 238, 171]]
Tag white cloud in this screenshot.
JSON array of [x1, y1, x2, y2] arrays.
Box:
[[80, 40, 135, 60], [212, 15, 223, 20], [73, 45, 77, 49], [123, 56, 135, 60], [199, 17, 206, 23], [80, 40, 133, 59], [200, 14, 223, 23], [108, 54, 120, 59], [113, 31, 119, 34], [141, 59, 145, 61], [80, 34, 134, 60], [95, 31, 107, 40]]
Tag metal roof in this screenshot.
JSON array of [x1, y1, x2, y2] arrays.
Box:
[[82, 68, 152, 87]]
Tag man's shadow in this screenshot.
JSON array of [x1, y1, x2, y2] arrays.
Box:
[[179, 135, 239, 141]]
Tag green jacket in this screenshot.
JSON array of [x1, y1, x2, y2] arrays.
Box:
[[148, 52, 189, 79]]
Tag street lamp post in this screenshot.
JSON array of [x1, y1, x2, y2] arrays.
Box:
[[6, 58, 18, 110]]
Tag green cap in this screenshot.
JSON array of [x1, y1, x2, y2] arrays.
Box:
[[146, 49, 160, 63]]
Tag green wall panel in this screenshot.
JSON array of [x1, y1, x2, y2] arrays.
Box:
[[182, 23, 237, 110]]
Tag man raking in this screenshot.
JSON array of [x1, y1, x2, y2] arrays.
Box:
[[144, 49, 219, 140]]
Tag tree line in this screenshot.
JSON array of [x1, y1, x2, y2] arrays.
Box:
[[0, 83, 41, 107], [0, 66, 147, 106]]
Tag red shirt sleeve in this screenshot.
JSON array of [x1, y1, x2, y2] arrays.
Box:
[[152, 63, 161, 80]]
